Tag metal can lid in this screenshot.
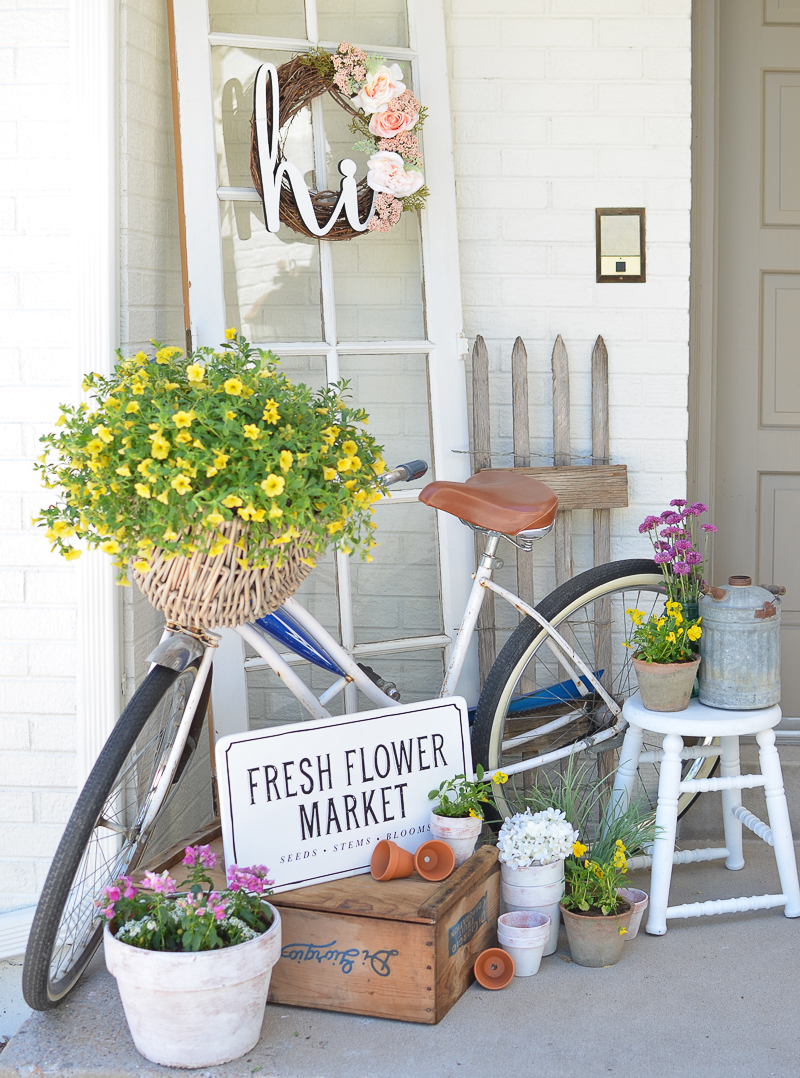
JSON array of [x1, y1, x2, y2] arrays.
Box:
[[728, 575, 752, 587]]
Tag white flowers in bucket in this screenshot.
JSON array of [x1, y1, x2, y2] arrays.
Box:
[[497, 807, 579, 868]]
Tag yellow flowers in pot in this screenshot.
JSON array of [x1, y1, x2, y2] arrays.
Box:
[[33, 333, 387, 583], [625, 601, 702, 664]]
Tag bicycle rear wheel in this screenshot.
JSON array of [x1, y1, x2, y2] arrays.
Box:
[[22, 662, 210, 1010], [471, 560, 717, 829]]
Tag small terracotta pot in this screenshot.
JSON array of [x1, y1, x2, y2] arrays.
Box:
[[473, 947, 515, 989], [617, 887, 649, 939], [414, 840, 455, 882], [370, 840, 414, 881], [560, 898, 633, 967], [632, 656, 701, 713]]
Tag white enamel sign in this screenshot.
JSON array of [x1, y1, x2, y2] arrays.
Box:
[[215, 696, 472, 893]]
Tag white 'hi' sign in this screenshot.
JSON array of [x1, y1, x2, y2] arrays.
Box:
[[215, 697, 472, 893]]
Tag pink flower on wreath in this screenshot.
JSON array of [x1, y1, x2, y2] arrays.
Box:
[[369, 106, 417, 139], [351, 63, 406, 115], [368, 192, 403, 233], [377, 133, 423, 168], [366, 151, 424, 198]]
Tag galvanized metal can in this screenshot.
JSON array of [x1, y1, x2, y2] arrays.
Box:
[[698, 575, 781, 710]]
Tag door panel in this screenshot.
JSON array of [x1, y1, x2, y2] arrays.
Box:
[[716, 1, 800, 713]]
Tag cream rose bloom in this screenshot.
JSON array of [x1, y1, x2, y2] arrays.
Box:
[[366, 151, 424, 198], [368, 107, 417, 139], [352, 64, 405, 115]]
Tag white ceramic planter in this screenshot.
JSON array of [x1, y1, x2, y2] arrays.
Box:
[[500, 860, 565, 956], [617, 887, 649, 940], [430, 811, 482, 867], [497, 911, 550, 977], [104, 905, 282, 1068]]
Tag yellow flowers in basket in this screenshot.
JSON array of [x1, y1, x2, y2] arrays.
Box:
[[34, 333, 387, 584]]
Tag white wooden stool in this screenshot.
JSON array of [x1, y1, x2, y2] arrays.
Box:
[[611, 694, 800, 935]]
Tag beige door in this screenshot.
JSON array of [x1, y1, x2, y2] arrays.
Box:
[[713, 0, 800, 714]]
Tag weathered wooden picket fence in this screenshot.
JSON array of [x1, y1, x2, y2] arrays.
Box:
[[469, 333, 628, 690]]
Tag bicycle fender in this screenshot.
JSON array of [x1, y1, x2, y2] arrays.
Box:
[[146, 632, 205, 672]]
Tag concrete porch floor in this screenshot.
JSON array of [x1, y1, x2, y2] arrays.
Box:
[[1, 841, 799, 1078]]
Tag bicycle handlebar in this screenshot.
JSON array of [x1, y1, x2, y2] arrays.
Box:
[[384, 459, 429, 487]]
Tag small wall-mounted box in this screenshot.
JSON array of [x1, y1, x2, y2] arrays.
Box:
[[596, 208, 646, 283]]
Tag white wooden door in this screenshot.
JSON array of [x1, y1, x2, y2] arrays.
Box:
[[170, 0, 476, 731], [714, 0, 800, 714]]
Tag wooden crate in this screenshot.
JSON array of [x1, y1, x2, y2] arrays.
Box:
[[268, 845, 500, 1024], [141, 824, 499, 1024]]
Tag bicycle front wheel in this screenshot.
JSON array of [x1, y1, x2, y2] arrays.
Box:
[[471, 559, 717, 825], [22, 662, 210, 1010]]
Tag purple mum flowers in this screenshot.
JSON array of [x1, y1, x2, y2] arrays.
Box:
[[639, 498, 717, 604]]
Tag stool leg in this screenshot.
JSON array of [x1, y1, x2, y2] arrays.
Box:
[[720, 735, 745, 871], [609, 723, 644, 818], [756, 728, 800, 918], [646, 732, 684, 936]]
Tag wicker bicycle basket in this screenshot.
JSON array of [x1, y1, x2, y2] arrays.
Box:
[[132, 519, 315, 629]]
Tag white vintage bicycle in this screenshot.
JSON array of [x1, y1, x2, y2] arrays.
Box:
[[23, 461, 714, 1009]]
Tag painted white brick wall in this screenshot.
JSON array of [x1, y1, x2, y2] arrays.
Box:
[[0, 1, 79, 916], [446, 0, 692, 613]]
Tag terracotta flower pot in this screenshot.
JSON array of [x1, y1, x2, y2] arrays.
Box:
[[104, 905, 281, 1068], [632, 656, 701, 712], [370, 839, 414, 881], [473, 947, 515, 989], [414, 840, 455, 881], [559, 898, 633, 967], [429, 811, 482, 867]]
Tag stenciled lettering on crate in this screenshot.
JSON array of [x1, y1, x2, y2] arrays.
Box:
[[215, 696, 472, 892]]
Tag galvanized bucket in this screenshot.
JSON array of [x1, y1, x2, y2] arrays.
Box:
[[698, 576, 781, 710]]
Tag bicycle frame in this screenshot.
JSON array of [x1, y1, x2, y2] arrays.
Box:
[[147, 527, 624, 799]]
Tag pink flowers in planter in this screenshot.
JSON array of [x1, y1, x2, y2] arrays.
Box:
[[639, 499, 716, 605]]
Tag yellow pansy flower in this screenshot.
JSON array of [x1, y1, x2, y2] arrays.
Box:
[[279, 450, 293, 473], [224, 378, 243, 396], [134, 483, 151, 499], [260, 474, 285, 498], [186, 363, 204, 383], [667, 631, 677, 643], [626, 608, 645, 626], [492, 771, 509, 784], [687, 624, 702, 641], [225, 327, 237, 340], [572, 841, 588, 858], [170, 474, 192, 495], [468, 808, 481, 819], [172, 410, 195, 429], [222, 494, 243, 508]]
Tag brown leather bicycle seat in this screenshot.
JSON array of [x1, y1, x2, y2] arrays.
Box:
[[419, 470, 558, 535]]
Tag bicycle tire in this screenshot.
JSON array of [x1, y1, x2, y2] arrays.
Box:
[[471, 559, 717, 826], [22, 661, 210, 1011]]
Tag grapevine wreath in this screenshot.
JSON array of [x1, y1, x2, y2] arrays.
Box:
[[250, 42, 429, 240]]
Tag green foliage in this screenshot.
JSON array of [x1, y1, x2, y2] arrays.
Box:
[[34, 334, 387, 582], [626, 601, 702, 664], [562, 840, 630, 916], [298, 47, 335, 80], [429, 764, 508, 820], [400, 185, 430, 213]]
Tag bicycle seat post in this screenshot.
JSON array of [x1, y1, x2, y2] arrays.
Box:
[[478, 532, 503, 574]]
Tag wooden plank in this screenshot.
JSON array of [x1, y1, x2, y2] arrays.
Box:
[[417, 844, 497, 920], [488, 464, 628, 510], [136, 818, 222, 876], [551, 335, 573, 585], [471, 334, 495, 685], [272, 872, 440, 924], [511, 336, 535, 622], [592, 335, 614, 787]]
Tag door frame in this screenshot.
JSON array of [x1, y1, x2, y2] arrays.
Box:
[[688, 0, 719, 585]]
